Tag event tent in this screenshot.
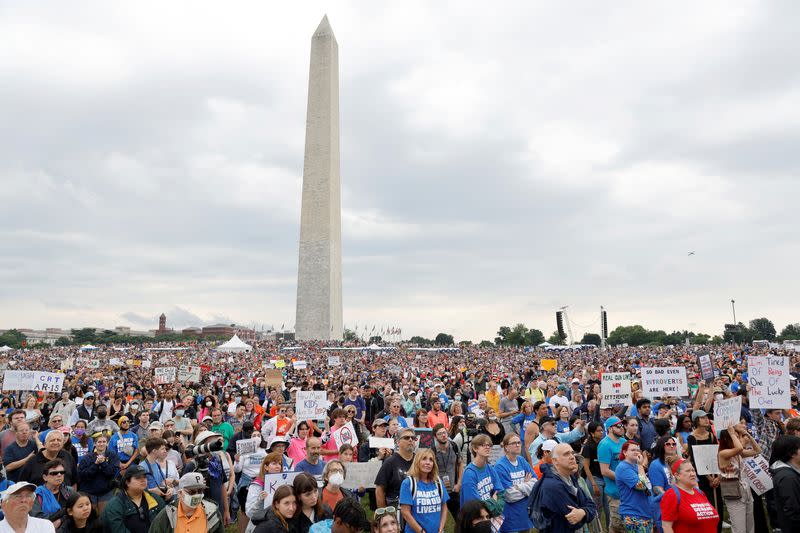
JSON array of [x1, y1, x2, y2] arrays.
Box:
[[216, 335, 252, 353], [79, 345, 98, 351], [0, 346, 12, 352]]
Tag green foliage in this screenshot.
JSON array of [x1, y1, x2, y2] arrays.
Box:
[[458, 340, 473, 347], [710, 335, 724, 345], [495, 324, 545, 346], [478, 340, 494, 348], [580, 333, 602, 346], [55, 337, 72, 347], [343, 328, 357, 342], [409, 336, 432, 346], [547, 331, 565, 345], [692, 333, 711, 345], [749, 317, 776, 340], [368, 336, 383, 344], [435, 333, 454, 345], [723, 322, 754, 344], [0, 329, 26, 349], [779, 323, 800, 341]]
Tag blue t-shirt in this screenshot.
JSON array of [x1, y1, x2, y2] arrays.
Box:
[[295, 459, 325, 476], [597, 436, 626, 498], [615, 460, 651, 519], [108, 431, 138, 462], [493, 455, 534, 532], [460, 462, 501, 505], [648, 458, 671, 529], [399, 477, 449, 533], [510, 413, 536, 435]]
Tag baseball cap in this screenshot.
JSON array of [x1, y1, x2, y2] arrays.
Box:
[[691, 410, 709, 421], [571, 378, 580, 384], [268, 435, 290, 450], [148, 422, 163, 430], [201, 415, 212, 423], [604, 416, 623, 431], [538, 416, 556, 427], [0, 482, 36, 501], [541, 439, 558, 453], [178, 472, 207, 490], [84, 392, 94, 398], [124, 465, 148, 480], [371, 418, 388, 428]]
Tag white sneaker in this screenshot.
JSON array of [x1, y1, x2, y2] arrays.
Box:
[[721, 522, 731, 529]]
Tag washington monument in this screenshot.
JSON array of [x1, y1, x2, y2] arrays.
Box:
[[295, 15, 343, 341]]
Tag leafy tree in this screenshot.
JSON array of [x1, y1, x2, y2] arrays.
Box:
[[343, 328, 357, 342], [478, 340, 494, 348], [495, 326, 512, 346], [525, 328, 545, 346], [779, 323, 800, 341], [710, 335, 724, 345], [749, 318, 776, 340], [70, 328, 98, 344], [692, 333, 711, 345], [368, 336, 382, 344], [580, 333, 602, 346], [547, 331, 565, 345], [607, 325, 650, 346], [506, 324, 529, 346], [723, 322, 754, 344], [435, 333, 454, 345], [0, 329, 27, 349], [55, 337, 72, 347], [458, 340, 473, 347], [409, 336, 432, 346]]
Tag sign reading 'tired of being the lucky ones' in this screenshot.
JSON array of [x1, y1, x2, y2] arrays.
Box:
[[640, 367, 689, 398], [601, 372, 632, 407], [748, 356, 790, 409]]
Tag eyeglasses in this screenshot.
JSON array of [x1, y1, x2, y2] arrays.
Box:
[[400, 435, 416, 441], [374, 506, 397, 518], [506, 441, 522, 446], [47, 471, 65, 476]]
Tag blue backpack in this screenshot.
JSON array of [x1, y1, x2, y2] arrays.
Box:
[[526, 475, 550, 531]]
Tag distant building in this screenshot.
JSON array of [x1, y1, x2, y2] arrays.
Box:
[[155, 313, 174, 337]]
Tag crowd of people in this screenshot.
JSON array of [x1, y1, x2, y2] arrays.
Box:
[[0, 339, 798, 533]]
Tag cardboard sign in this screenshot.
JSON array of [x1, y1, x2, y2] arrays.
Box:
[[640, 367, 689, 398], [748, 356, 790, 409], [296, 391, 329, 420], [265, 369, 283, 389], [178, 365, 202, 383], [742, 455, 773, 495], [340, 460, 380, 490], [327, 356, 341, 366], [293, 360, 307, 370], [236, 437, 260, 456], [698, 353, 715, 383], [601, 372, 632, 407], [713, 396, 742, 431], [332, 422, 359, 448], [1, 371, 65, 392], [414, 428, 433, 449], [692, 444, 721, 475], [154, 367, 176, 385], [540, 359, 558, 372], [60, 359, 74, 371], [368, 437, 395, 449]]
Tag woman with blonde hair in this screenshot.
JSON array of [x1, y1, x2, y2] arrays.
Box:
[[399, 448, 449, 533]]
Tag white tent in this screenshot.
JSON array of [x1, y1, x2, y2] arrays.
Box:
[[216, 335, 252, 353], [0, 345, 12, 352], [538, 342, 553, 348], [79, 345, 98, 351]]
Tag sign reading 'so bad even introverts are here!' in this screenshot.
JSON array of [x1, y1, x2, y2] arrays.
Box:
[[640, 367, 688, 398]]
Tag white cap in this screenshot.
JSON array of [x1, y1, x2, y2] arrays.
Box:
[[194, 430, 222, 445], [541, 440, 558, 453], [178, 472, 207, 490], [0, 482, 36, 501]]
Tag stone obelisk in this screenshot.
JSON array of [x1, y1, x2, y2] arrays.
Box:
[[295, 15, 343, 341]]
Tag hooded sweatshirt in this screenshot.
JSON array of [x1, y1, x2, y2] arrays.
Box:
[[770, 460, 800, 533]]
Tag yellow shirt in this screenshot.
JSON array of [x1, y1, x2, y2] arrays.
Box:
[[485, 390, 500, 412], [175, 501, 208, 533]]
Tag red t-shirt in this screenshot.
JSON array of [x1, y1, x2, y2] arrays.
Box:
[[661, 486, 719, 533]]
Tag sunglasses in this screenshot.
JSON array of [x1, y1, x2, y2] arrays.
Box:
[[374, 506, 397, 518], [399, 435, 416, 441], [665, 442, 677, 447], [47, 471, 65, 476]]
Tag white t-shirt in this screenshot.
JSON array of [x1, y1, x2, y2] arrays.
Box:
[[0, 516, 56, 533]]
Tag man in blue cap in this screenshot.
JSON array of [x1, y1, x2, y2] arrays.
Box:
[[598, 416, 626, 533]]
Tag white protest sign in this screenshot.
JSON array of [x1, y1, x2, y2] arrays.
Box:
[[327, 356, 341, 366], [369, 437, 395, 449], [713, 396, 742, 431], [640, 367, 689, 398], [692, 444, 721, 475], [154, 367, 176, 385], [178, 365, 202, 383], [293, 360, 308, 370], [742, 455, 773, 495], [263, 472, 302, 506], [236, 437, 260, 456], [748, 356, 790, 409], [1, 371, 65, 392], [87, 360, 100, 369], [333, 422, 359, 448], [296, 391, 329, 420], [601, 372, 632, 407], [60, 359, 74, 371], [141, 360, 151, 369], [341, 461, 381, 490]]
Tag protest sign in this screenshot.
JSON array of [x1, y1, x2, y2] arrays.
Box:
[[693, 444, 721, 475], [369, 437, 395, 449], [640, 367, 689, 398], [713, 396, 742, 431], [263, 472, 302, 504], [236, 437, 260, 456], [341, 461, 381, 490], [60, 359, 74, 371], [109, 358, 124, 367], [293, 360, 307, 370], [748, 356, 790, 409], [265, 369, 283, 389], [296, 391, 329, 420], [742, 455, 773, 495], [333, 422, 359, 448], [154, 367, 176, 385], [177, 365, 201, 383], [141, 360, 151, 369], [601, 372, 632, 407], [327, 356, 341, 366], [697, 353, 715, 383], [415, 428, 433, 449], [540, 359, 557, 372], [2, 371, 65, 392], [274, 360, 286, 369]]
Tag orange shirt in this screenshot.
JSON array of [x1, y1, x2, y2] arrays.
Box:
[[321, 487, 344, 511], [175, 501, 208, 533], [427, 410, 449, 429]]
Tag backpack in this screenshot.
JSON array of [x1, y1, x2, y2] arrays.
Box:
[[408, 477, 443, 500], [526, 472, 550, 531]]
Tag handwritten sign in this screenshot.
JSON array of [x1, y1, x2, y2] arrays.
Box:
[[414, 428, 433, 449], [540, 359, 558, 372], [154, 367, 176, 385], [341, 461, 381, 490], [236, 437, 260, 456], [692, 444, 721, 475], [263, 472, 302, 506], [296, 391, 328, 420], [601, 372, 631, 407], [327, 356, 341, 366], [1, 371, 65, 392], [333, 422, 359, 448], [713, 396, 742, 431], [742, 455, 773, 495], [265, 369, 283, 389], [640, 367, 689, 398], [60, 359, 74, 371], [748, 356, 790, 409], [177, 365, 201, 383], [697, 353, 715, 383], [293, 360, 307, 370], [369, 437, 395, 449]]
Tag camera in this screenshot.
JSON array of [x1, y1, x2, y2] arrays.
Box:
[[185, 439, 223, 458]]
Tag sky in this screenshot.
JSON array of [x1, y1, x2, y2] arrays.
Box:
[[1, 1, 798, 342]]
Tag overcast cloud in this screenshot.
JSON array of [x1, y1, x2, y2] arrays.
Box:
[[1, 1, 798, 341]]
